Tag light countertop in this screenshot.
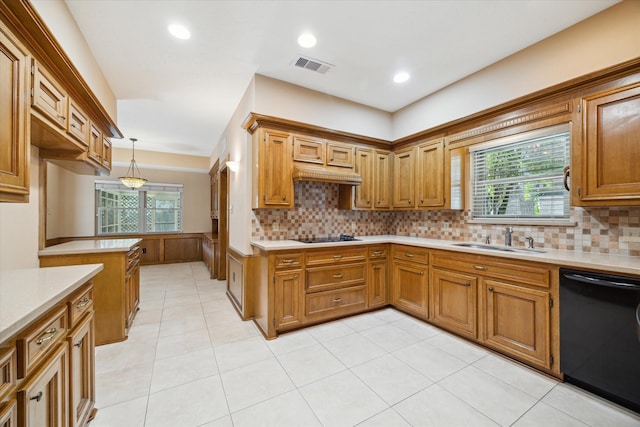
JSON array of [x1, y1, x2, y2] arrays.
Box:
[[38, 238, 142, 256], [251, 235, 640, 276], [0, 264, 103, 342]]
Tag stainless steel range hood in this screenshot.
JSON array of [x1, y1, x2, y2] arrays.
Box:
[[292, 165, 362, 185]]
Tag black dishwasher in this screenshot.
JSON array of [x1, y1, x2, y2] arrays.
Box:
[[560, 268, 640, 414]]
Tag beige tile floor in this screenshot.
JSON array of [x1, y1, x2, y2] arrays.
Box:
[[91, 262, 640, 427]]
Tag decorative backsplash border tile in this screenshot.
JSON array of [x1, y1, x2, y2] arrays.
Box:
[[251, 182, 640, 257]]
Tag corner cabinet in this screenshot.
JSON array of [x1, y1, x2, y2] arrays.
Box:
[[253, 129, 293, 208], [571, 77, 640, 206], [0, 20, 30, 203]]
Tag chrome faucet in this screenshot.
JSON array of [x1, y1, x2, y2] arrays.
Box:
[[504, 227, 513, 246], [525, 236, 534, 249]]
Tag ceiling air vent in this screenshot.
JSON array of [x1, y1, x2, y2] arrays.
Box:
[[292, 55, 334, 74]]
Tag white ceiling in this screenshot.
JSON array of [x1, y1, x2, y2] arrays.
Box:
[[64, 0, 618, 157]]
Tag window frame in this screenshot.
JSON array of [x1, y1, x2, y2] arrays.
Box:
[[468, 123, 572, 225], [95, 181, 183, 235]]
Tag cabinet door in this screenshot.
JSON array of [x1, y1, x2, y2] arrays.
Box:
[[87, 124, 102, 164], [0, 23, 30, 202], [416, 139, 445, 208], [101, 137, 112, 170], [392, 148, 415, 208], [275, 271, 302, 329], [578, 83, 640, 204], [0, 400, 17, 427], [431, 269, 477, 338], [67, 314, 94, 427], [67, 100, 89, 147], [354, 148, 374, 208], [17, 343, 68, 427], [32, 62, 68, 131], [374, 150, 391, 209], [260, 131, 293, 207], [392, 261, 428, 318], [327, 142, 354, 168], [484, 280, 550, 369], [293, 135, 324, 164], [368, 260, 388, 308]]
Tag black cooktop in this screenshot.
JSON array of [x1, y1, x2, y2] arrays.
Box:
[[294, 234, 359, 244]]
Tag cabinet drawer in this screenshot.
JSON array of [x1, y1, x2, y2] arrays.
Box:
[[306, 263, 366, 292], [432, 252, 550, 288], [306, 248, 366, 266], [305, 285, 367, 322], [67, 99, 89, 145], [293, 136, 324, 164], [16, 305, 67, 379], [368, 245, 388, 259], [274, 253, 302, 269], [0, 347, 16, 401], [67, 283, 93, 327], [31, 61, 67, 130], [392, 245, 429, 265], [127, 246, 141, 269]]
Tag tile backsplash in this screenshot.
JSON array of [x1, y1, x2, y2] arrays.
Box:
[[251, 182, 640, 257]]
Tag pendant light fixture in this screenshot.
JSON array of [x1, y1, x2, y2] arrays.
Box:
[[119, 138, 147, 188]]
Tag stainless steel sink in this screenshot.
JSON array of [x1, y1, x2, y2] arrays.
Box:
[[452, 242, 546, 254]]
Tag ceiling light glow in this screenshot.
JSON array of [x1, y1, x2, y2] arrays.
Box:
[[393, 72, 410, 84], [168, 23, 191, 40], [297, 33, 317, 48]]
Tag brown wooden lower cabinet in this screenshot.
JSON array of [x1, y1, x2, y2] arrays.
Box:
[[392, 261, 428, 318], [2, 280, 96, 427], [483, 279, 551, 369], [274, 270, 303, 329], [431, 268, 478, 339]]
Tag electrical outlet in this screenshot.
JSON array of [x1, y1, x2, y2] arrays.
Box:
[[442, 222, 450, 230], [273, 222, 280, 232], [621, 227, 640, 243], [351, 222, 357, 233]]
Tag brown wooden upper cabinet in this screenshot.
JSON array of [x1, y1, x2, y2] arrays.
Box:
[[293, 135, 355, 169], [339, 147, 391, 210], [416, 138, 445, 208], [392, 146, 416, 208], [0, 21, 30, 203], [572, 77, 640, 206], [254, 129, 294, 208]]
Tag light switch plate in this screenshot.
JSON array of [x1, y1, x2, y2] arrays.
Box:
[[621, 227, 640, 243]]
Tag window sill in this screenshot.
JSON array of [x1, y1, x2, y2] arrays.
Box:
[[468, 218, 577, 227]]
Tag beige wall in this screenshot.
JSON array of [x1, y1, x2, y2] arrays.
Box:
[[31, 0, 117, 121], [392, 0, 640, 139], [45, 163, 211, 238], [0, 147, 40, 270]]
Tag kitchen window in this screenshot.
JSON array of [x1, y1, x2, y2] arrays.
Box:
[[95, 181, 183, 235], [470, 123, 570, 222]]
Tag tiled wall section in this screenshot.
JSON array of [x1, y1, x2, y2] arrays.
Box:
[[252, 182, 640, 257]]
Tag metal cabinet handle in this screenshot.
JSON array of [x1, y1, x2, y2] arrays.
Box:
[[36, 327, 58, 345], [293, 275, 299, 279], [420, 199, 424, 203], [405, 253, 414, 258], [75, 297, 91, 309], [333, 298, 342, 303], [70, 123, 76, 128], [333, 255, 343, 260], [473, 265, 488, 271], [563, 166, 570, 191], [372, 251, 383, 256], [420, 271, 424, 276], [333, 273, 343, 278], [281, 259, 295, 264], [408, 199, 412, 204], [282, 195, 286, 201], [465, 282, 471, 287], [373, 266, 381, 270], [59, 115, 66, 121], [74, 340, 83, 348], [30, 391, 43, 402], [488, 287, 494, 291]]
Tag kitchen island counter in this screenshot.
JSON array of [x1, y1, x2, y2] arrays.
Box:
[[38, 238, 142, 256]]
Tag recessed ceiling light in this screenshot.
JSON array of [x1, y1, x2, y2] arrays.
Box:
[[168, 23, 191, 40], [393, 72, 410, 84], [297, 33, 317, 48]]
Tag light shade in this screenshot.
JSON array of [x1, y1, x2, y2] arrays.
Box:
[[119, 138, 148, 188], [297, 33, 316, 48]]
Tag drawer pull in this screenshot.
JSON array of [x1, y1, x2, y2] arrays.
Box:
[[333, 273, 343, 279], [333, 255, 343, 260], [74, 339, 83, 348], [30, 391, 43, 402], [372, 251, 383, 256], [75, 297, 91, 309], [405, 253, 414, 258], [473, 265, 488, 271], [333, 298, 343, 303], [36, 328, 58, 345], [373, 266, 381, 270], [281, 259, 295, 264]]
